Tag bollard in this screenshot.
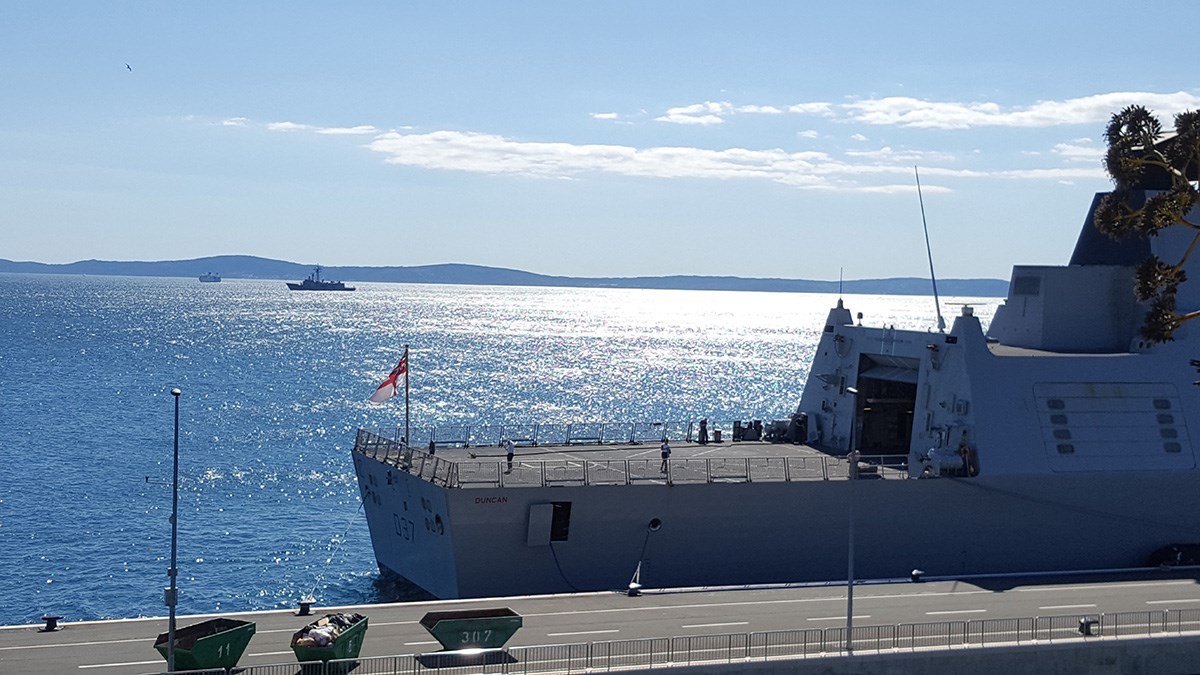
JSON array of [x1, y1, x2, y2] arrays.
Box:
[[1078, 618, 1099, 636], [40, 614, 63, 632], [297, 596, 316, 616]]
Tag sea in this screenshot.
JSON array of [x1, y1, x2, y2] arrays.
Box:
[[0, 273, 998, 625]]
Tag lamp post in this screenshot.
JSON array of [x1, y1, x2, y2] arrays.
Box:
[[166, 388, 181, 672], [844, 386, 858, 654]]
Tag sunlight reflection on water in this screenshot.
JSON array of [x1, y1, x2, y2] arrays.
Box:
[[0, 274, 997, 623]]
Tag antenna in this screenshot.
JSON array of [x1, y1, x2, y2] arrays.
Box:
[[838, 267, 843, 298], [915, 167, 946, 332]]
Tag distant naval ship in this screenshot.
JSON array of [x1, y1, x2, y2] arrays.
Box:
[[352, 188, 1200, 599], [287, 266, 354, 291]]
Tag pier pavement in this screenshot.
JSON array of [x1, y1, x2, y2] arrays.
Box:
[[4, 571, 1200, 673]]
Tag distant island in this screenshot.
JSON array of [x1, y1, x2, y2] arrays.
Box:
[[0, 255, 1009, 297]]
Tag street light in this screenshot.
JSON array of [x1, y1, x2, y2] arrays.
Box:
[[166, 387, 181, 672], [844, 386, 859, 654]]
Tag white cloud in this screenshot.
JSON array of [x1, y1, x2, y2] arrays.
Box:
[[653, 90, 1200, 131], [787, 102, 834, 115], [737, 105, 783, 115], [222, 117, 248, 127], [858, 183, 953, 195], [1051, 142, 1104, 162], [844, 146, 956, 163], [236, 105, 1121, 193], [656, 101, 805, 125], [842, 91, 1200, 129], [591, 112, 619, 120], [315, 125, 379, 135], [655, 101, 734, 125], [266, 121, 313, 132], [361, 129, 1076, 192], [365, 129, 961, 191], [994, 166, 1107, 180]]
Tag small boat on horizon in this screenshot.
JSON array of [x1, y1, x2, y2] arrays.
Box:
[[199, 272, 221, 283], [287, 266, 354, 291]]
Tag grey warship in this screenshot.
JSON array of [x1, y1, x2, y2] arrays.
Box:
[[352, 182, 1200, 599], [287, 265, 354, 291]]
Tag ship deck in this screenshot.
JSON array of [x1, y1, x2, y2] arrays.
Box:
[[354, 430, 911, 488]]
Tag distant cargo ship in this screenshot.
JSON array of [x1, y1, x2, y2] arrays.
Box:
[[198, 272, 221, 282], [287, 266, 354, 291]]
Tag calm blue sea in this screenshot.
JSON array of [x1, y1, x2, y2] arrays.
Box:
[[0, 273, 996, 625]]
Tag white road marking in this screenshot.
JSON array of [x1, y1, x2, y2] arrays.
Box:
[[405, 640, 441, 646], [1015, 580, 1191, 594], [1039, 604, 1097, 610], [807, 615, 870, 621], [78, 660, 161, 669], [0, 638, 146, 651], [523, 589, 987, 620], [680, 621, 749, 629], [548, 629, 620, 637], [249, 650, 293, 656], [1146, 598, 1200, 605], [926, 609, 987, 615]]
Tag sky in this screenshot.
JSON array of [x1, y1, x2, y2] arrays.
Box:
[[4, 1, 1200, 281]]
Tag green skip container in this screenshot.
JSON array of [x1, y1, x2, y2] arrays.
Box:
[[419, 607, 523, 650], [290, 613, 369, 663], [153, 617, 256, 671]]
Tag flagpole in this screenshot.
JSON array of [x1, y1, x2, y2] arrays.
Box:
[[404, 345, 410, 449]]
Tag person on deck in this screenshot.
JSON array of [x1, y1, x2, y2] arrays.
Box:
[[504, 438, 515, 473], [660, 438, 671, 473]]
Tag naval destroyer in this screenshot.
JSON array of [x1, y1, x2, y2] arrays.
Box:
[[352, 188, 1200, 600], [287, 265, 355, 291]]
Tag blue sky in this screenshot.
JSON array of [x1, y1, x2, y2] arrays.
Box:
[[4, 1, 1200, 281]]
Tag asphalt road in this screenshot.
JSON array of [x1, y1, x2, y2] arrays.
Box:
[[4, 570, 1200, 674]]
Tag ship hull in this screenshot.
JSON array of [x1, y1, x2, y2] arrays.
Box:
[[353, 448, 1199, 599]]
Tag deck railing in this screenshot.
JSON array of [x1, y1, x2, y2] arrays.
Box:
[[152, 607, 1200, 675], [375, 419, 777, 448], [354, 428, 911, 489]]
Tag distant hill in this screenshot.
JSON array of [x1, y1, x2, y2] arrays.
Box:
[[0, 255, 1010, 297]]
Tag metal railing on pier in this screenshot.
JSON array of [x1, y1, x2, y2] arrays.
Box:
[[151, 607, 1200, 675], [353, 429, 912, 489]]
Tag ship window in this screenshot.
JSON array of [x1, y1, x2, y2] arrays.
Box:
[[1160, 428, 1179, 439], [1154, 399, 1172, 410], [1050, 414, 1068, 425], [1158, 414, 1176, 424], [1053, 429, 1072, 440], [550, 502, 572, 542], [1165, 442, 1183, 453], [1057, 444, 1075, 454], [1046, 399, 1065, 410], [1012, 276, 1041, 296]]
